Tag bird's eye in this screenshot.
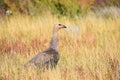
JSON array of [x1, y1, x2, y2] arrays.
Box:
[[58, 24, 62, 26]]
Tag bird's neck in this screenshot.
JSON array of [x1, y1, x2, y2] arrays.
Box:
[[49, 32, 58, 50]]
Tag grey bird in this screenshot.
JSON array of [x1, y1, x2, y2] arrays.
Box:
[[25, 24, 67, 70]]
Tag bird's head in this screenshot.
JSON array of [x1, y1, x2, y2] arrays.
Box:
[[53, 24, 67, 32]]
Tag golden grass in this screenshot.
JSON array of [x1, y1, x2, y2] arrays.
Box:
[[0, 13, 120, 80]]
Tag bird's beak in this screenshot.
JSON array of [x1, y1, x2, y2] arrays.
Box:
[[63, 25, 67, 28]]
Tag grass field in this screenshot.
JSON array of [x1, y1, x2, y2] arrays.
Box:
[[0, 12, 120, 80]]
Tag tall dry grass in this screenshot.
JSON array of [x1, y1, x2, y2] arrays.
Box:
[[0, 12, 120, 80]]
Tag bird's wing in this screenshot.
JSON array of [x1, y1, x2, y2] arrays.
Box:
[[29, 52, 54, 65]]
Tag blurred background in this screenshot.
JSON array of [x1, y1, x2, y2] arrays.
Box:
[[0, 0, 120, 17]]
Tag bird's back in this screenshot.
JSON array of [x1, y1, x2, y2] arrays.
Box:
[[26, 48, 59, 69]]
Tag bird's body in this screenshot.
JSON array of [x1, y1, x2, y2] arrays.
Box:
[[25, 24, 67, 70], [27, 48, 59, 69]]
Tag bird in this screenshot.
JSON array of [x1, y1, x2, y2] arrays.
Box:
[[24, 24, 67, 70]]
